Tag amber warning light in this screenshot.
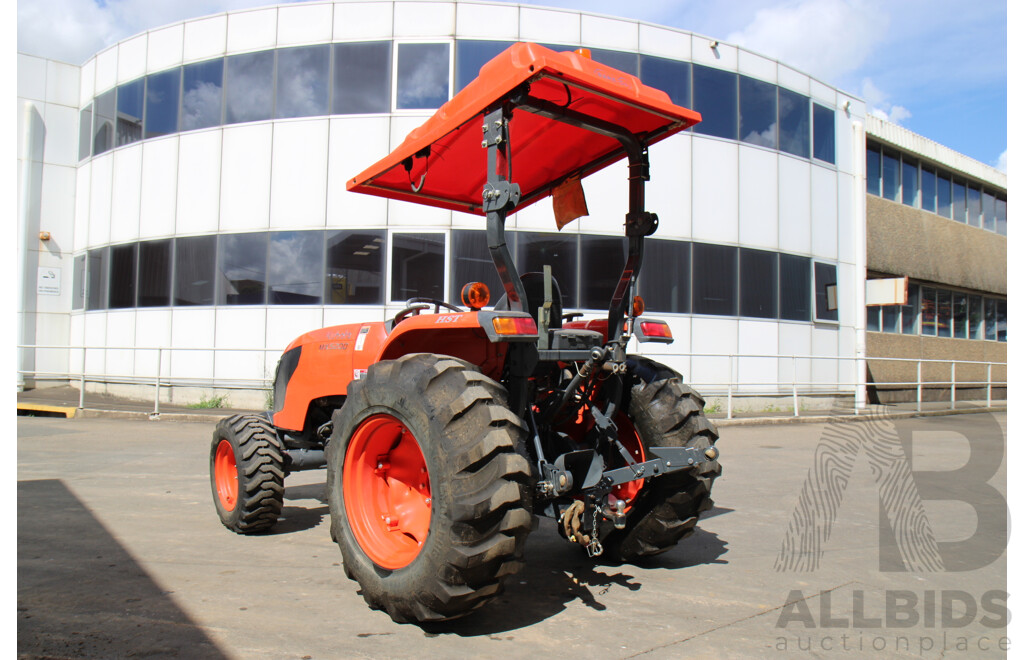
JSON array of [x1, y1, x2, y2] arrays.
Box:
[[461, 282, 491, 310]]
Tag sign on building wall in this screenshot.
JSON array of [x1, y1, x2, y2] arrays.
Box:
[[866, 277, 908, 306], [37, 267, 60, 296]]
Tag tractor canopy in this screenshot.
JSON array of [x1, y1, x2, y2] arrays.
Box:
[[346, 42, 701, 215]]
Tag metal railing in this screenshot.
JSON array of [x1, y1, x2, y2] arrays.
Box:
[[680, 353, 1006, 418], [17, 345, 1006, 419]]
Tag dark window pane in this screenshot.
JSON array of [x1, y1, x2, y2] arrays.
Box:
[[326, 230, 385, 304], [396, 43, 450, 110], [967, 185, 982, 228], [93, 89, 116, 156], [739, 248, 777, 318], [174, 235, 216, 306], [639, 55, 690, 107], [968, 295, 983, 339], [72, 254, 86, 310], [692, 65, 737, 140], [692, 243, 737, 316], [138, 240, 172, 307], [640, 239, 689, 314], [269, 231, 323, 304], [333, 41, 392, 114], [952, 180, 967, 223], [881, 151, 899, 201], [455, 40, 513, 92], [866, 305, 880, 332], [109, 244, 137, 309], [517, 232, 577, 309], [936, 289, 951, 338], [145, 68, 180, 138], [86, 247, 108, 310], [589, 48, 637, 76], [921, 167, 936, 213], [952, 292, 967, 339], [984, 298, 997, 340], [866, 144, 881, 196], [901, 158, 917, 207], [882, 305, 900, 333], [779, 254, 810, 321], [996, 197, 1007, 236], [902, 283, 919, 334], [580, 235, 625, 310], [982, 191, 996, 232], [276, 46, 329, 119], [921, 287, 936, 336], [812, 103, 835, 163], [225, 51, 274, 124], [997, 300, 1006, 342], [116, 79, 144, 147], [450, 229, 506, 304], [78, 104, 93, 161], [181, 59, 223, 131], [813, 262, 838, 322], [739, 76, 776, 148], [392, 233, 445, 301], [218, 233, 268, 305], [778, 87, 809, 158], [937, 174, 952, 218]]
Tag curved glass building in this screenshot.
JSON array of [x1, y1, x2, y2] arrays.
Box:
[[17, 0, 1007, 408]]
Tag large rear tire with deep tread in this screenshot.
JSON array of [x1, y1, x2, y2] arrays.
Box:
[[327, 353, 533, 624], [604, 357, 721, 561], [210, 414, 285, 534]]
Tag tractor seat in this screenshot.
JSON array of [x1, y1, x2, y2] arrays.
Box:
[[492, 272, 563, 329], [493, 273, 604, 353]]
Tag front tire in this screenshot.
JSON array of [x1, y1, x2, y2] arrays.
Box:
[[210, 414, 285, 534], [604, 357, 721, 561], [327, 354, 533, 623]]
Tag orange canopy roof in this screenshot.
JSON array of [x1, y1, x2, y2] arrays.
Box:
[[346, 42, 701, 216]]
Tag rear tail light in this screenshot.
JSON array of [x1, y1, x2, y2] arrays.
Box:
[[492, 316, 538, 336], [634, 318, 673, 343]]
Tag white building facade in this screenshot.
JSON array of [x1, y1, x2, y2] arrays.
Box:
[[18, 0, 877, 406]]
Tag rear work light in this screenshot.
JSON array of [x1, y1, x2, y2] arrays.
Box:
[[492, 316, 538, 337], [634, 318, 674, 344]]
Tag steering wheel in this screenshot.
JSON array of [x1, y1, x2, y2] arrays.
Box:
[[393, 297, 464, 325]]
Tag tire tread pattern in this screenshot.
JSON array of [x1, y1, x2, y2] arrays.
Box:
[[211, 414, 285, 534], [328, 354, 532, 623], [611, 357, 721, 561]]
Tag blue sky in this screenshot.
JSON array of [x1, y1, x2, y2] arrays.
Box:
[[17, 0, 1007, 170]]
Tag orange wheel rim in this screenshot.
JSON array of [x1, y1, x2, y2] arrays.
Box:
[[214, 439, 238, 511], [343, 414, 431, 570], [611, 416, 645, 509]]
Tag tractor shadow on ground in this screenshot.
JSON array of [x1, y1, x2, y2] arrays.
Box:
[[270, 482, 329, 535], [424, 522, 729, 637]]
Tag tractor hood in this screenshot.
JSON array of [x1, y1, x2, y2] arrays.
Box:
[[346, 42, 701, 216]]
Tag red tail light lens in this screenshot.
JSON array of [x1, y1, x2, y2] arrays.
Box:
[[639, 321, 672, 339], [492, 316, 538, 336]]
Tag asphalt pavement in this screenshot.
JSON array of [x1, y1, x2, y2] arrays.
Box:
[[17, 412, 1008, 659]]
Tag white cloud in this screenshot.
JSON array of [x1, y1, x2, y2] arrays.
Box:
[[724, 0, 888, 83], [994, 150, 1006, 174], [860, 77, 911, 126], [18, 0, 301, 64]]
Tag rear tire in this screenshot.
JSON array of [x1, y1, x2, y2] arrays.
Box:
[[604, 357, 721, 561], [210, 414, 285, 534], [327, 354, 533, 623]]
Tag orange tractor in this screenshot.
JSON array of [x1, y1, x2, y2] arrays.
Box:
[[210, 43, 721, 623]]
